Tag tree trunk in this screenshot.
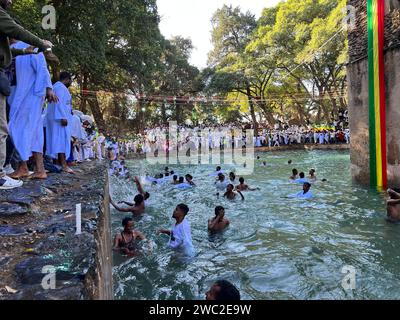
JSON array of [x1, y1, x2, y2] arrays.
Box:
[[246, 86, 258, 135], [80, 73, 88, 114], [88, 95, 106, 133]]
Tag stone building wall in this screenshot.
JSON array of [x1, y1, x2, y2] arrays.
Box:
[[347, 0, 400, 186]]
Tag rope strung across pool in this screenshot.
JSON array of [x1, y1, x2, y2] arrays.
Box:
[[368, 0, 387, 187]]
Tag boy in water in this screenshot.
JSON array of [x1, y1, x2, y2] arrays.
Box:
[[224, 184, 245, 201], [113, 217, 146, 257], [236, 177, 260, 191], [208, 206, 230, 232]]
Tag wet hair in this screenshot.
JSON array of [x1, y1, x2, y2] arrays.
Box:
[[144, 192, 150, 200], [292, 169, 298, 175], [288, 160, 292, 164], [165, 167, 169, 172], [170, 171, 175, 175], [122, 217, 133, 227], [227, 184, 234, 189], [60, 71, 72, 81], [173, 175, 178, 180], [299, 172, 305, 178], [229, 172, 235, 178], [179, 177, 184, 183], [239, 177, 245, 183], [216, 166, 221, 171], [165, 172, 170, 177], [134, 194, 144, 205], [257, 156, 260, 160], [185, 174, 193, 180], [215, 206, 225, 216], [159, 173, 164, 178], [304, 182, 312, 189], [214, 280, 240, 301], [177, 203, 189, 215]]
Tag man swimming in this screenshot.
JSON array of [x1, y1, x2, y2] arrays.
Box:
[[113, 217, 146, 257], [157, 204, 195, 256], [236, 177, 260, 191], [208, 206, 230, 232], [110, 194, 145, 216], [387, 189, 400, 222], [229, 172, 236, 183], [224, 184, 245, 201]]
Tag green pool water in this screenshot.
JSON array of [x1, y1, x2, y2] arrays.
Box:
[[110, 150, 400, 300]]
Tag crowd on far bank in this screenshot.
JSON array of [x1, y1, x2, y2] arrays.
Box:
[[109, 124, 350, 157]]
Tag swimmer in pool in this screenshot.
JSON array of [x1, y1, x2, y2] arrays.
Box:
[[215, 173, 228, 192], [387, 189, 400, 222], [157, 204, 195, 256], [110, 194, 145, 216], [224, 184, 245, 201], [208, 206, 230, 232], [185, 174, 196, 186], [236, 177, 260, 191], [134, 176, 150, 200], [289, 182, 314, 199], [290, 168, 299, 181], [229, 172, 236, 183], [261, 161, 267, 166], [206, 280, 241, 301], [309, 169, 317, 182], [210, 166, 223, 176], [113, 217, 146, 257], [172, 175, 179, 185], [294, 172, 309, 184]]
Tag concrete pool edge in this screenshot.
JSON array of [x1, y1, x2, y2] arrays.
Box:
[[0, 162, 113, 300]]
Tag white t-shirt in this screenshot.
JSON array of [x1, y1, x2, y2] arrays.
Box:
[[168, 218, 194, 256]]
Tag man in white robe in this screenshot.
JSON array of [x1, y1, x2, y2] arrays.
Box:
[[70, 110, 83, 163], [7, 41, 57, 180], [45, 72, 74, 174]]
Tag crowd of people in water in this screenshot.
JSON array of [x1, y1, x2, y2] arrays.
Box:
[[107, 143, 400, 300], [108, 151, 340, 300]]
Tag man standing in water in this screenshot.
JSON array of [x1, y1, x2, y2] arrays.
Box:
[[113, 217, 146, 257], [208, 206, 230, 232], [158, 204, 194, 257], [224, 184, 245, 201], [289, 182, 314, 199]]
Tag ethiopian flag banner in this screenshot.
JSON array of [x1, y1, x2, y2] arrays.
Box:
[[368, 0, 387, 187]]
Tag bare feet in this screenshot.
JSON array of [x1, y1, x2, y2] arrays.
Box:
[[9, 168, 30, 179], [63, 166, 75, 174], [28, 171, 48, 180]]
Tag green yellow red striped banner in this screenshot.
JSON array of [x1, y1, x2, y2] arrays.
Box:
[[368, 0, 387, 187]]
